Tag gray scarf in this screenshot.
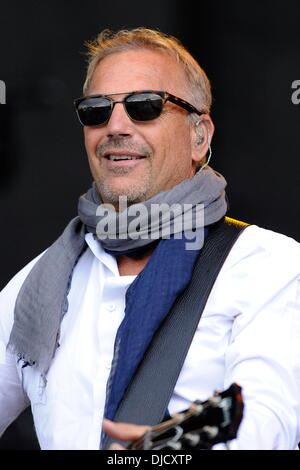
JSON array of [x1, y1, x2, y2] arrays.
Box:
[[79, 166, 227, 252], [7, 166, 227, 378]]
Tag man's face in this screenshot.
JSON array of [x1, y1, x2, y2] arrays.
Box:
[[83, 49, 201, 205]]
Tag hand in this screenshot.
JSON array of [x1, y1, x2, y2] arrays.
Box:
[[102, 418, 151, 450]]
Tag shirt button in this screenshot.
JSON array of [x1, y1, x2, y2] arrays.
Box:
[[106, 304, 116, 312]]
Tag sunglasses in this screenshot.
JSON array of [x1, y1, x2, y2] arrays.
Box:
[[74, 90, 203, 126]]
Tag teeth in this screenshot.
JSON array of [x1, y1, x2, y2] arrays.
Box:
[[107, 155, 145, 161]]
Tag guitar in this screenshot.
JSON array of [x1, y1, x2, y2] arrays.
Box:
[[128, 383, 244, 450]]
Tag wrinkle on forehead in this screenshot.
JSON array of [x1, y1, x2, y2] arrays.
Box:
[[88, 49, 190, 99]]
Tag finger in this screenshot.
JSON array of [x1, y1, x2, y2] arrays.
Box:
[[102, 418, 150, 441], [109, 443, 126, 450]]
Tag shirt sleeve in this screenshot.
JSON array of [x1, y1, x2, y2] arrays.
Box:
[[221, 230, 300, 450], [0, 253, 45, 437]]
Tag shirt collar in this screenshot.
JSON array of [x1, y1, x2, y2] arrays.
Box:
[[85, 233, 120, 276]]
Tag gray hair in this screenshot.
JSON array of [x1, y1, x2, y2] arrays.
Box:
[[83, 28, 212, 117]]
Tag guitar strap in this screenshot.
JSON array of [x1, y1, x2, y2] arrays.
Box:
[[102, 217, 249, 449]]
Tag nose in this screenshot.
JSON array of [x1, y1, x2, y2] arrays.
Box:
[[105, 101, 134, 137]]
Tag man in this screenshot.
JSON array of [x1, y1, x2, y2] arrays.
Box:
[[0, 28, 300, 450]]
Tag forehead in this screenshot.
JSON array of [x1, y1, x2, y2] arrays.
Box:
[[88, 49, 188, 96]]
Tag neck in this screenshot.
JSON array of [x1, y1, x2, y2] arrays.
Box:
[[116, 246, 156, 276]]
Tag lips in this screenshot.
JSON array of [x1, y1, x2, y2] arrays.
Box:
[[105, 154, 146, 161]]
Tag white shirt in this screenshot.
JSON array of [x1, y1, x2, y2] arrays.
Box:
[[0, 225, 300, 450]]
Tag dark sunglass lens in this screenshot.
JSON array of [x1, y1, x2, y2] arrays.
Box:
[[77, 97, 111, 126], [125, 93, 163, 121]]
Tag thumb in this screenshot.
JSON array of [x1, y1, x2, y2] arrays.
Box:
[[102, 418, 150, 442]]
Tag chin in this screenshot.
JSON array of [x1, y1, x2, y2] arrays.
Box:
[[100, 184, 150, 206]]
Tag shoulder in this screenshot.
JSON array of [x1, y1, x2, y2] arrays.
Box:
[[223, 224, 300, 277], [0, 251, 46, 346], [214, 224, 299, 311], [0, 218, 89, 348], [207, 224, 300, 337]]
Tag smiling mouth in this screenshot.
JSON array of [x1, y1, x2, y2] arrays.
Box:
[[105, 155, 147, 161]]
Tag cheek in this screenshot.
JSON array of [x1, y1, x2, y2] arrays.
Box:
[[163, 124, 192, 162], [83, 130, 101, 177], [83, 128, 99, 157]]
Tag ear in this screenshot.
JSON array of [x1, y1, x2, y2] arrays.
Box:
[[190, 115, 215, 166]]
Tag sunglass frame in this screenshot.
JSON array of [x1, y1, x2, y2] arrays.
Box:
[[74, 90, 203, 126]]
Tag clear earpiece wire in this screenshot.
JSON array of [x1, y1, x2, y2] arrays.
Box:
[[198, 144, 212, 172], [198, 127, 212, 173], [195, 119, 212, 173]]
